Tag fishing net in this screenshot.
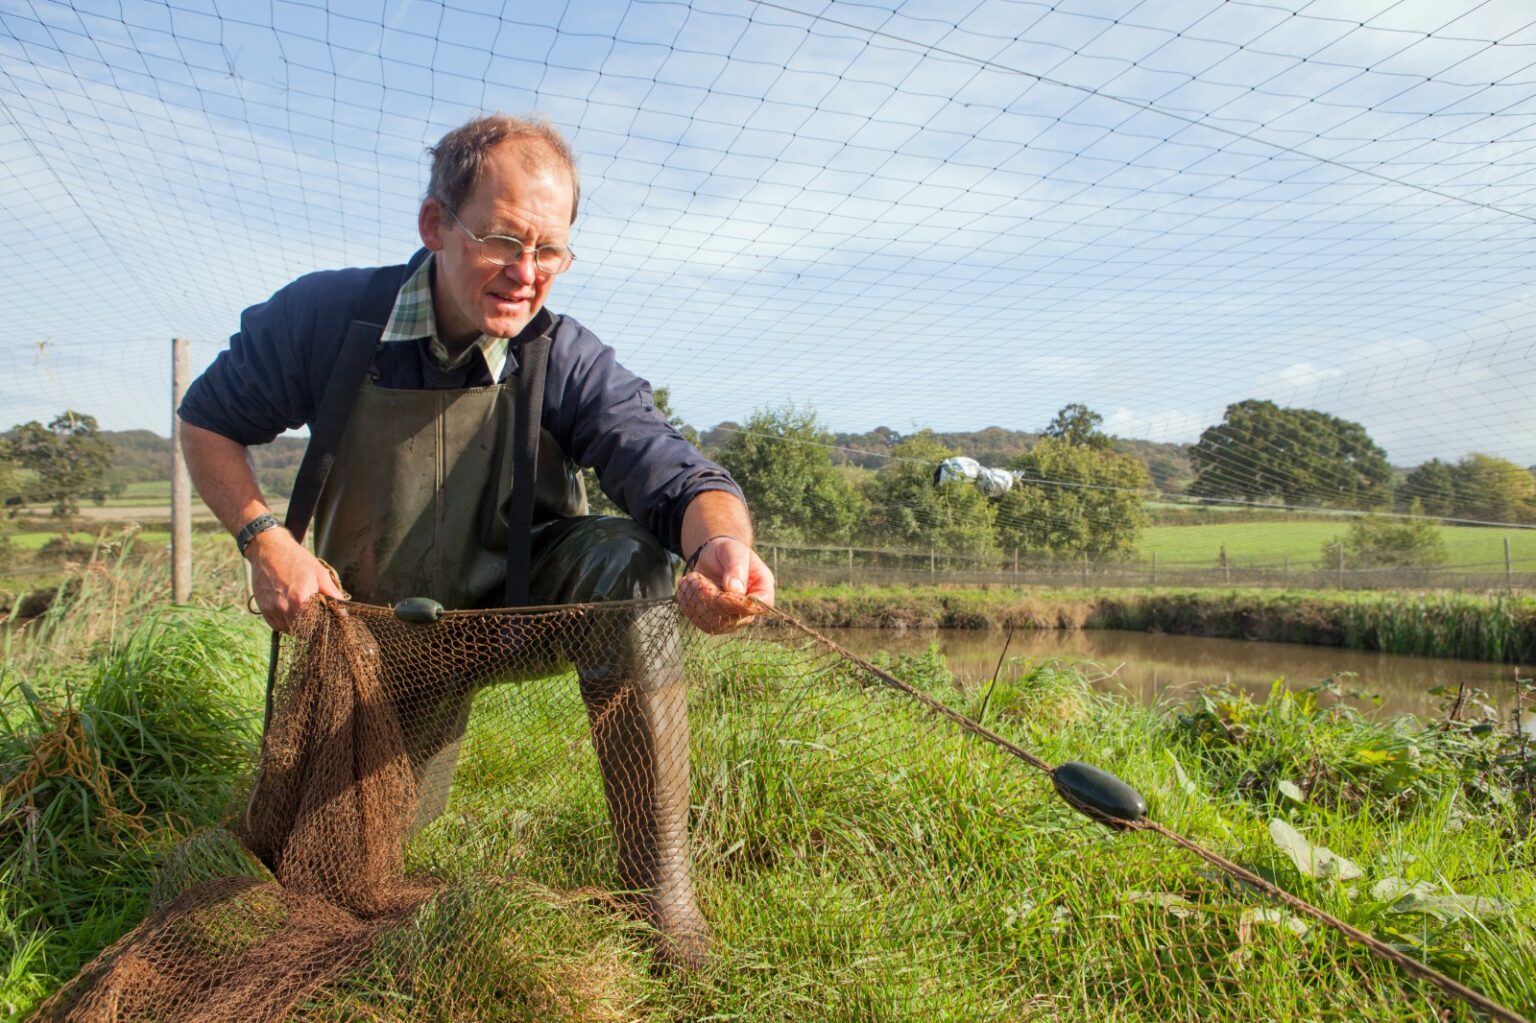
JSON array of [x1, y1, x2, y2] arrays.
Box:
[[28, 595, 1530, 1022]]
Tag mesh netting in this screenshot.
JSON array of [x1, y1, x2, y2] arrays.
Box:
[[28, 596, 1521, 1022]]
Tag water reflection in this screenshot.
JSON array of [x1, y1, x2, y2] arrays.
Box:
[[817, 628, 1520, 720]]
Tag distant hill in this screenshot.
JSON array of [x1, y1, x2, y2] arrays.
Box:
[[105, 430, 307, 497], [109, 424, 1195, 498]]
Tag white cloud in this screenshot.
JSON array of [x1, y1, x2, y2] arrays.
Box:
[[1272, 361, 1347, 392], [1103, 406, 1212, 444]]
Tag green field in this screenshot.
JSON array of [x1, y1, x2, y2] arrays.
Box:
[[1140, 520, 1536, 570], [120, 480, 170, 499], [4, 529, 171, 552]]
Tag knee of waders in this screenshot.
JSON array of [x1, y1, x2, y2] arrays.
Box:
[[543, 518, 683, 695], [535, 516, 677, 604]]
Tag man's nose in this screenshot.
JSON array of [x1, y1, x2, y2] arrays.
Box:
[[503, 253, 538, 285]]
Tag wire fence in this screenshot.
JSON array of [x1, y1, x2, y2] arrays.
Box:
[[762, 540, 1536, 592]]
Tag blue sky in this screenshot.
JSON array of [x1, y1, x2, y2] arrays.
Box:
[[3, 0, 1536, 467]]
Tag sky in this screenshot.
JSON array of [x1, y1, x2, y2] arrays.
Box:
[[3, 0, 1536, 469]]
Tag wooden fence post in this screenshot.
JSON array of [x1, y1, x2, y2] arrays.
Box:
[[171, 337, 192, 603]]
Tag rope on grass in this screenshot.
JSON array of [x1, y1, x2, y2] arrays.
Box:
[[759, 603, 1534, 1023]]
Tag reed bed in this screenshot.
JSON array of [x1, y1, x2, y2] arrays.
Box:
[[780, 585, 1536, 663]]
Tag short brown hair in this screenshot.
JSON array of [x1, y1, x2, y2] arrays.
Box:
[[426, 114, 580, 223]]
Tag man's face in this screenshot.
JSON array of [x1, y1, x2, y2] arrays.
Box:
[[419, 143, 574, 348]]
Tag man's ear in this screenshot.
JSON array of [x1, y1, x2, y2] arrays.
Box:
[[419, 198, 446, 252]]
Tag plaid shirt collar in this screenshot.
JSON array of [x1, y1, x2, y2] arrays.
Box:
[[379, 253, 509, 380]]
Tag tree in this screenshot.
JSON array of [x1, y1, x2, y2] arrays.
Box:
[[861, 432, 998, 561], [1188, 399, 1391, 509], [2, 411, 115, 517], [0, 455, 23, 524], [1397, 459, 1455, 517], [651, 387, 698, 446], [716, 403, 864, 544], [995, 437, 1149, 559], [1043, 403, 1111, 450], [1451, 453, 1536, 524], [1323, 500, 1448, 568]]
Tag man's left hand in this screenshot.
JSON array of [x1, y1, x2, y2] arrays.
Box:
[[677, 535, 775, 633]]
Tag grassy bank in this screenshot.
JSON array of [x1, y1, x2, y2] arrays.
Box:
[[778, 584, 1536, 664], [4, 580, 1534, 1020]]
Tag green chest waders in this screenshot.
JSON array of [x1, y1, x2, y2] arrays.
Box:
[[265, 265, 567, 828]]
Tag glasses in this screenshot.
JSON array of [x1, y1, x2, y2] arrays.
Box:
[[444, 206, 575, 275]]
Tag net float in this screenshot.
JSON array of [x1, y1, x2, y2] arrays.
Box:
[[1051, 761, 1148, 830], [392, 596, 444, 624]]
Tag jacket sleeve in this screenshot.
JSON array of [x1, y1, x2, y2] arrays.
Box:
[[177, 270, 369, 446], [544, 317, 744, 554]]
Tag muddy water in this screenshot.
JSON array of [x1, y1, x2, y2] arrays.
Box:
[[817, 627, 1525, 720]]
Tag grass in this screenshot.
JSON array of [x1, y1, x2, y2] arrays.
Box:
[[118, 480, 171, 500], [3, 563, 1533, 1021], [3, 532, 98, 552], [342, 637, 1532, 1021], [1140, 521, 1536, 570], [1, 604, 268, 1013], [0, 527, 232, 619], [3, 529, 173, 553]]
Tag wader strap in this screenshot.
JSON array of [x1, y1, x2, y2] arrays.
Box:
[[263, 262, 408, 728], [505, 332, 552, 607], [285, 267, 407, 545]]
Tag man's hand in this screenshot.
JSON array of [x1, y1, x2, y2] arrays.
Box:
[[676, 535, 775, 634], [246, 526, 348, 633]]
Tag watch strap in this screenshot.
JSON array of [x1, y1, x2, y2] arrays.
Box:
[[236, 513, 282, 556]]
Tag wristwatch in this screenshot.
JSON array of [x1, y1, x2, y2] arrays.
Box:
[[235, 513, 283, 556]]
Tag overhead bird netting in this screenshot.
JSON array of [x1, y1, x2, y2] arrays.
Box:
[[5, 0, 1536, 596], [29, 595, 1531, 1023]]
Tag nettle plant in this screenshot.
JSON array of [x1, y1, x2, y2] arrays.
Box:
[[1172, 671, 1536, 820]]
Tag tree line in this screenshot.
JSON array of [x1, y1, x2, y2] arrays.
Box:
[[6, 398, 1533, 567], [693, 397, 1536, 564], [1187, 398, 1536, 525], [704, 401, 1150, 562]]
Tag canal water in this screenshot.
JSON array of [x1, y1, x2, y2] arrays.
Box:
[[815, 627, 1526, 720]]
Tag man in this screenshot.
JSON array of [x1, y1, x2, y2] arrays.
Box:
[[179, 114, 774, 968]]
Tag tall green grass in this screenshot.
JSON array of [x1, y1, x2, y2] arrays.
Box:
[[328, 639, 1533, 1021], [5, 568, 1532, 1020], [0, 605, 267, 1013]]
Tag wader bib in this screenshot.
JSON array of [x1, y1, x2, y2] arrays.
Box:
[[312, 381, 582, 611]]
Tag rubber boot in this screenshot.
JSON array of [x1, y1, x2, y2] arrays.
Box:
[[526, 518, 710, 968], [578, 613, 710, 970]]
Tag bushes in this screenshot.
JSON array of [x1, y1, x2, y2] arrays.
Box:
[[1321, 503, 1448, 568]]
